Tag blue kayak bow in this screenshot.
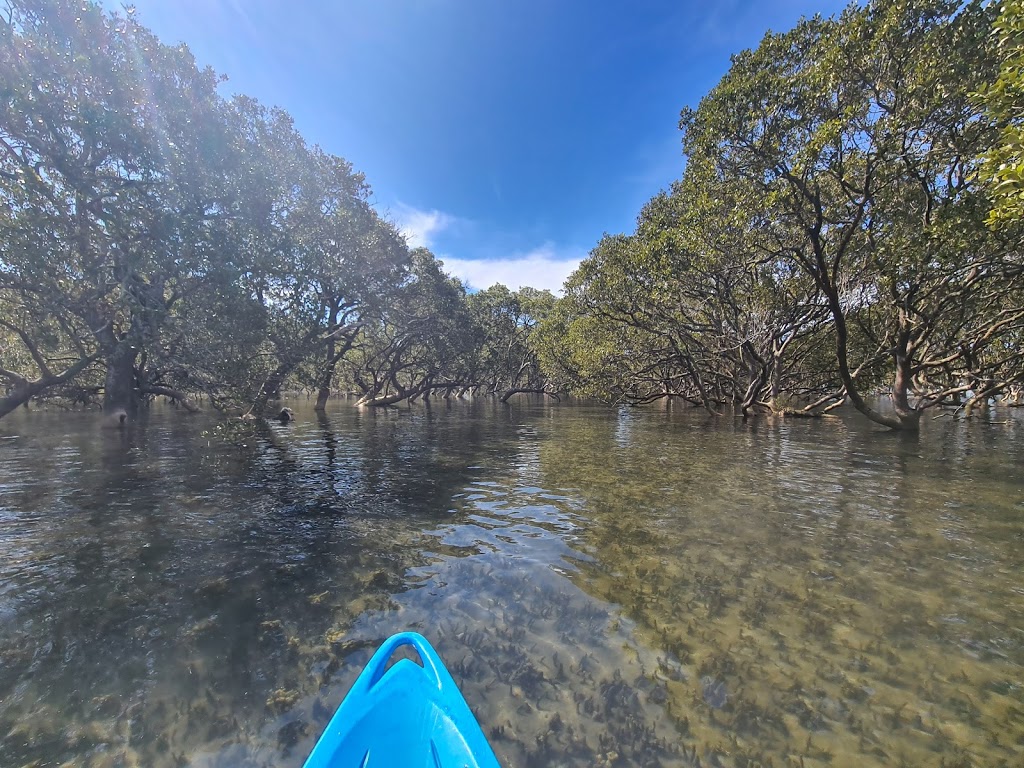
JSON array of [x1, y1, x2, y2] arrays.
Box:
[[303, 632, 501, 768]]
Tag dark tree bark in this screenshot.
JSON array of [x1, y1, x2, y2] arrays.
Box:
[[139, 384, 200, 413], [499, 387, 560, 403], [102, 339, 141, 419], [314, 330, 357, 411], [314, 380, 332, 411], [250, 362, 293, 417], [0, 355, 97, 419], [0, 317, 99, 419]]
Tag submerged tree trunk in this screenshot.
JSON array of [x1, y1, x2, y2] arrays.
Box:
[[315, 329, 337, 412], [315, 380, 331, 411], [314, 343, 352, 411], [103, 340, 141, 420], [739, 341, 771, 416], [313, 326, 358, 411], [891, 344, 922, 428], [90, 316, 141, 422]]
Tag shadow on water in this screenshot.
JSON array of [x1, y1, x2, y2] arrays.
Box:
[[0, 399, 1022, 767]]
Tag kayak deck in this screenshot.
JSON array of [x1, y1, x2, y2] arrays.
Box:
[[303, 632, 501, 768]]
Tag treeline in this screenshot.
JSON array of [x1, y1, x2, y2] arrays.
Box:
[[544, 0, 1024, 431], [3, 0, 1022, 432], [0, 0, 558, 420]]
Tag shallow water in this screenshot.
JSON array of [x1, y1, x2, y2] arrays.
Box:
[[1, 399, 1022, 767]]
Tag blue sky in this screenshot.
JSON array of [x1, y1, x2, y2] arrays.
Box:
[[106, 0, 848, 292]]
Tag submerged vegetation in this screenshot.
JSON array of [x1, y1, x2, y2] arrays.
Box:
[[1, 0, 1022, 430], [1, 403, 1022, 767]]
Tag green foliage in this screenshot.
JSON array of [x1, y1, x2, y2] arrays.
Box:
[[0, 0, 236, 413], [0, 0, 445, 416], [8, 0, 1017, 426], [342, 249, 479, 405], [547, 0, 1023, 427], [467, 283, 556, 396], [980, 0, 1024, 225], [731, 0, 1024, 425]]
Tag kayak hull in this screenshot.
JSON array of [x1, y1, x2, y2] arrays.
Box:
[[303, 632, 501, 768]]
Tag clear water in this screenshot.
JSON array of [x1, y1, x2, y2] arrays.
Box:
[[1, 400, 1022, 767]]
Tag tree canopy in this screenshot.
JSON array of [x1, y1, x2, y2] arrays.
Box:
[[543, 0, 1024, 430], [0, 0, 557, 420], [981, 0, 1024, 226], [2, 0, 1021, 430]]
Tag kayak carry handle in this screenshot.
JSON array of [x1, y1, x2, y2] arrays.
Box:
[[360, 631, 446, 693]]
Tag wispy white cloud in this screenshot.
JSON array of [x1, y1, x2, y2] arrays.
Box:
[[390, 202, 455, 250], [441, 243, 585, 295], [386, 203, 584, 293]]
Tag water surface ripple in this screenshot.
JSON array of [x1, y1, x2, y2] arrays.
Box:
[[1, 400, 1022, 767]]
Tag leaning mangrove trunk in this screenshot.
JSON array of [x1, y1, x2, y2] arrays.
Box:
[[0, 380, 45, 420], [827, 289, 920, 431], [0, 353, 98, 420], [499, 387, 559, 403], [249, 363, 295, 417], [140, 385, 201, 413], [355, 389, 411, 407]]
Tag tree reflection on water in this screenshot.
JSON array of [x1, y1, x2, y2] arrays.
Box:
[[0, 400, 1021, 767]]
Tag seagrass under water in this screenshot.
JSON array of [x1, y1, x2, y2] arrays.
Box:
[[0, 399, 1022, 767]]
